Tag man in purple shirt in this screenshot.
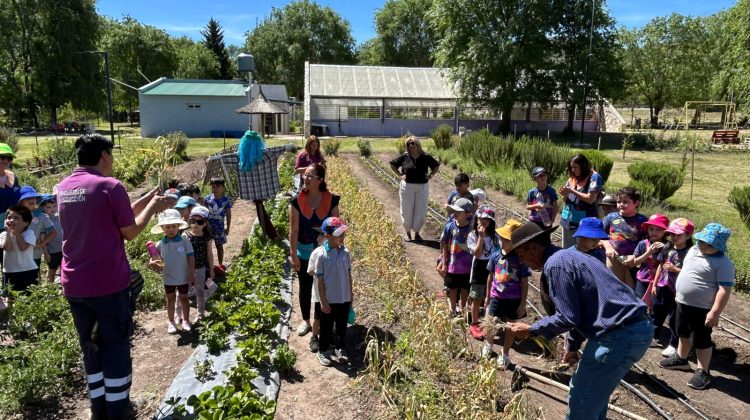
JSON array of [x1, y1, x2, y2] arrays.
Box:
[[58, 134, 171, 419]]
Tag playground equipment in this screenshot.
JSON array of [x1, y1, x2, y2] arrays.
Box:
[[673, 101, 738, 130]]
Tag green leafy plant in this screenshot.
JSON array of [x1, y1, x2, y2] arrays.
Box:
[[273, 343, 297, 374], [395, 135, 407, 154], [170, 384, 276, 419], [0, 127, 19, 152], [357, 138, 372, 157], [729, 186, 750, 231], [627, 160, 686, 202], [194, 359, 216, 383], [322, 138, 341, 156], [431, 124, 454, 150], [578, 149, 614, 183]]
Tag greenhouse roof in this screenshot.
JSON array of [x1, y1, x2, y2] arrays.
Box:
[[140, 78, 247, 97], [309, 64, 455, 99]]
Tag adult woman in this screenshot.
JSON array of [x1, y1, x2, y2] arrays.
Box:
[[289, 163, 340, 350], [389, 136, 440, 241], [295, 135, 326, 174], [0, 143, 21, 235], [558, 153, 604, 248]]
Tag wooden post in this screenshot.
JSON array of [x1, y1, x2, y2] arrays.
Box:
[[597, 136, 602, 150]]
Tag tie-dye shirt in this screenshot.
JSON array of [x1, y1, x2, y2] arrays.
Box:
[[440, 220, 473, 274], [603, 212, 648, 256], [486, 251, 531, 300]]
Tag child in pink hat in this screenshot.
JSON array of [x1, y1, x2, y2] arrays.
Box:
[[629, 214, 669, 299]]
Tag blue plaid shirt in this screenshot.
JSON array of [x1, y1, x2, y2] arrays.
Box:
[[530, 246, 647, 352]]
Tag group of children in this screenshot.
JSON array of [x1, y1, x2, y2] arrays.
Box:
[[147, 177, 231, 334], [1, 186, 62, 294], [437, 168, 734, 389]]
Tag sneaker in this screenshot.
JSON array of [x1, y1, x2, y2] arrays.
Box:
[[167, 323, 178, 334], [497, 354, 512, 369], [297, 323, 311, 336], [470, 324, 485, 340], [181, 320, 192, 332], [309, 335, 320, 353], [659, 355, 692, 371], [687, 369, 711, 390], [481, 342, 493, 359], [661, 345, 677, 358], [335, 348, 349, 364], [317, 350, 332, 367]]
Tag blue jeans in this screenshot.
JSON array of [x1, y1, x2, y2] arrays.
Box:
[[567, 319, 652, 420], [67, 288, 133, 419]]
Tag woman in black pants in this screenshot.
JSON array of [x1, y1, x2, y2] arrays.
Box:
[[289, 163, 340, 351]]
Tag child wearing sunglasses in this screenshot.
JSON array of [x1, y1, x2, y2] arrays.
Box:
[[184, 205, 215, 321]]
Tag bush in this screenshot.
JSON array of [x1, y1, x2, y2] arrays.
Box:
[[395, 135, 407, 154], [357, 138, 372, 157], [627, 160, 685, 202], [514, 137, 570, 184], [322, 138, 341, 156], [729, 186, 750, 231], [579, 149, 614, 183], [166, 131, 190, 159], [273, 343, 297, 374], [31, 137, 77, 169], [431, 124, 454, 150], [0, 127, 19, 152], [13, 169, 39, 190]]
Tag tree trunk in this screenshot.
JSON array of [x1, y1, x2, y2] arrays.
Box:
[[50, 107, 58, 127], [500, 104, 513, 135], [649, 105, 654, 128], [525, 102, 532, 122], [651, 107, 662, 128], [566, 104, 576, 133]]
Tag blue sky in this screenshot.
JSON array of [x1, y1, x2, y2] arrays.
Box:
[[96, 0, 738, 47]]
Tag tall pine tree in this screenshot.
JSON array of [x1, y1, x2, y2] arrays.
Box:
[[201, 18, 231, 79]]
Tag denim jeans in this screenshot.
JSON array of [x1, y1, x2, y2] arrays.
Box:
[[567, 319, 652, 420], [67, 288, 133, 419]]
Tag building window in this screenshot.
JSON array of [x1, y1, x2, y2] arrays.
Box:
[[186, 103, 201, 110], [347, 106, 381, 119], [386, 107, 454, 120]]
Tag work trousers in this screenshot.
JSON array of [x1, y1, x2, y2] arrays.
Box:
[[399, 181, 429, 232]]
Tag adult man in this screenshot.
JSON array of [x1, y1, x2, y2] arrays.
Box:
[[507, 222, 651, 420], [58, 134, 171, 419]]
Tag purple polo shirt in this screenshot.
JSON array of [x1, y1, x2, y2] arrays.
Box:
[[58, 167, 135, 298]]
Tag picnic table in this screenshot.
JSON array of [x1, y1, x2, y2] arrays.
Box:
[[711, 129, 740, 145]]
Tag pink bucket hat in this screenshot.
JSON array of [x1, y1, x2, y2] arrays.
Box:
[[641, 214, 669, 232], [665, 218, 695, 235]]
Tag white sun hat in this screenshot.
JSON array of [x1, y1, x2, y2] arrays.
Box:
[[150, 209, 189, 233]]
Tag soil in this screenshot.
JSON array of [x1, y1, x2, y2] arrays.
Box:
[[358, 152, 750, 419]]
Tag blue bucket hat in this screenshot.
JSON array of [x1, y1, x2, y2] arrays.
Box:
[[694, 223, 731, 253], [573, 217, 610, 239], [39, 194, 56, 206], [174, 196, 196, 209], [18, 186, 42, 203]]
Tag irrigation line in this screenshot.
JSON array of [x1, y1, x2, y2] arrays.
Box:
[[720, 326, 750, 343], [720, 315, 750, 334], [632, 363, 711, 420], [619, 379, 672, 420]]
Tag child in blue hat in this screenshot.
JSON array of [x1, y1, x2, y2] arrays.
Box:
[[571, 217, 608, 264], [39, 194, 63, 283], [18, 186, 56, 280]]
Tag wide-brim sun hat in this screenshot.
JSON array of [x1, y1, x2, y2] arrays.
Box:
[[496, 219, 523, 240], [506, 222, 559, 255], [39, 194, 56, 206], [573, 217, 609, 239], [150, 209, 189, 234], [665, 218, 695, 236], [694, 222, 731, 253], [18, 186, 42, 203], [641, 214, 670, 232], [0, 143, 16, 158]]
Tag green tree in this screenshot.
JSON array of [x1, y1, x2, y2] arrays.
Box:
[[430, 0, 556, 134], [356, 38, 386, 65], [173, 37, 220, 80], [712, 1, 750, 111], [244, 0, 356, 98], [372, 0, 437, 66], [201, 18, 232, 80]]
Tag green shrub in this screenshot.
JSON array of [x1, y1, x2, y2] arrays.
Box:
[[514, 137, 569, 183], [431, 124, 454, 150], [166, 131, 190, 159], [273, 343, 297, 374], [0, 127, 19, 152], [31, 137, 77, 169], [357, 138, 372, 157], [322, 138, 341, 156], [729, 186, 750, 231], [627, 161, 685, 202], [13, 169, 38, 190], [395, 135, 407, 154], [457, 129, 515, 166], [625, 132, 655, 149], [579, 149, 614, 183], [628, 180, 656, 203]]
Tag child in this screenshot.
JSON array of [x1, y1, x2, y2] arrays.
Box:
[[315, 217, 353, 367], [445, 173, 475, 221], [149, 209, 195, 334], [18, 186, 56, 280], [307, 230, 326, 353], [39, 194, 63, 283], [467, 206, 500, 340], [1, 205, 37, 293], [630, 214, 669, 299], [652, 218, 694, 358], [189, 184, 204, 206], [482, 219, 529, 368], [185, 205, 215, 322], [602, 187, 648, 288], [438, 198, 474, 316], [526, 167, 558, 228], [571, 217, 608, 264], [660, 223, 734, 390], [175, 196, 197, 223], [598, 194, 617, 219], [205, 177, 232, 271]]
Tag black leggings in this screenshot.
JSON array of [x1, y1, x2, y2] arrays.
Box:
[[297, 259, 314, 321], [653, 286, 678, 346], [317, 302, 351, 352]]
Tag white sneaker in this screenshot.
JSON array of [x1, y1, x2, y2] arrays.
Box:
[[661, 345, 677, 358], [335, 348, 349, 364], [297, 323, 311, 336], [317, 350, 332, 366], [481, 342, 493, 359], [181, 320, 192, 332], [167, 323, 178, 334], [497, 354, 512, 369]]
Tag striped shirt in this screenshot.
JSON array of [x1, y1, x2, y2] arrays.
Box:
[[530, 247, 647, 351]]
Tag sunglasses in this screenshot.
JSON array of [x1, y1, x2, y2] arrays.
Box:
[[303, 174, 321, 180], [0, 155, 13, 161], [406, 142, 416, 146], [189, 219, 206, 225]]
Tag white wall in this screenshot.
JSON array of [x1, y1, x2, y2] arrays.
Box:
[[139, 94, 250, 138]]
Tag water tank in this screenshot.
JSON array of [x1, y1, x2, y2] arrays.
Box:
[[237, 54, 255, 72]]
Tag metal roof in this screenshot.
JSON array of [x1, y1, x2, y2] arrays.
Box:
[[140, 78, 247, 97], [309, 64, 455, 99], [248, 84, 289, 103]]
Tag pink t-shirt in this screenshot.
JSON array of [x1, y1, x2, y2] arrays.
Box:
[[58, 167, 135, 298], [295, 151, 324, 169]]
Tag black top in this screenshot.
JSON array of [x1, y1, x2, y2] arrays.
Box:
[[187, 232, 210, 269], [389, 153, 440, 184], [291, 192, 341, 245]]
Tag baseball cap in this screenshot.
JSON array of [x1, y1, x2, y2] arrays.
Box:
[[174, 196, 196, 209], [449, 198, 473, 213], [531, 167, 546, 178], [190, 205, 209, 219], [476, 206, 495, 221], [321, 217, 348, 237], [641, 214, 670, 232], [0, 143, 16, 158], [164, 188, 180, 201]]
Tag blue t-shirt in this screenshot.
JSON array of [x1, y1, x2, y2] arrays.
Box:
[[205, 194, 232, 233], [603, 212, 648, 256], [486, 251, 531, 300], [527, 186, 558, 224]]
